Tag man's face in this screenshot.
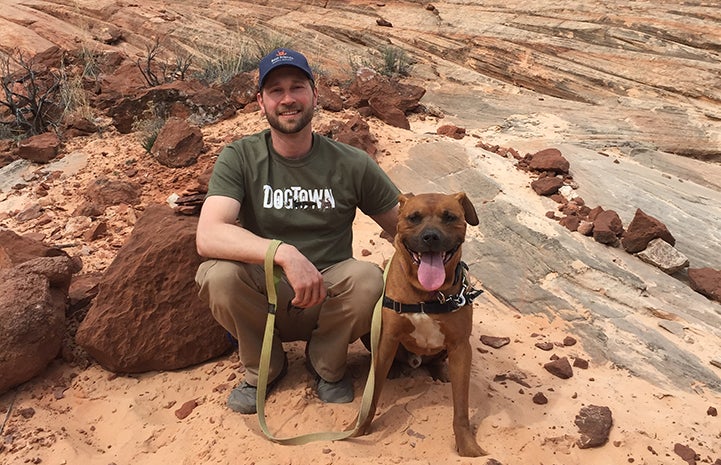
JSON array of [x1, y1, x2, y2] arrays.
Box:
[[257, 66, 317, 135]]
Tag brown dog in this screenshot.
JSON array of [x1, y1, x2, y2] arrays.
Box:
[[354, 192, 485, 457]]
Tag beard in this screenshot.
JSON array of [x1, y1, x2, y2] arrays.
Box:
[[264, 104, 314, 134]]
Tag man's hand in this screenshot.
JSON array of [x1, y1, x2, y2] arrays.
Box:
[[275, 243, 327, 308]]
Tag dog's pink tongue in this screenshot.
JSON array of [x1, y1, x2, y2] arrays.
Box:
[[418, 252, 446, 291]]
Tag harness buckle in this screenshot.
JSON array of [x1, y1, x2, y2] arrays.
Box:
[[454, 291, 467, 308]]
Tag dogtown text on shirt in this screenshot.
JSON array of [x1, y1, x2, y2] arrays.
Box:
[[262, 184, 336, 210]]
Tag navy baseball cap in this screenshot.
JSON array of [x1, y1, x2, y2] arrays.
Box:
[[258, 48, 314, 90]]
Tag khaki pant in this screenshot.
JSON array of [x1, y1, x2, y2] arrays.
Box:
[[195, 258, 382, 385]]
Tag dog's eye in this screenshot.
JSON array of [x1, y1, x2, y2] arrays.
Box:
[[407, 211, 422, 224], [442, 211, 458, 223]]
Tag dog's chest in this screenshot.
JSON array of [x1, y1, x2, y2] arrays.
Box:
[[401, 313, 446, 350]]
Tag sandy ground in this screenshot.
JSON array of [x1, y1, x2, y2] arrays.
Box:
[[1, 109, 720, 465]]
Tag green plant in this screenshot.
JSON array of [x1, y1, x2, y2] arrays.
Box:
[[132, 102, 165, 153], [378, 45, 413, 77], [249, 28, 293, 60], [193, 29, 294, 84], [194, 41, 258, 83], [349, 45, 413, 78], [141, 131, 159, 153]]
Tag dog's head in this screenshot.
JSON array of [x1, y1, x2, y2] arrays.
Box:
[[395, 192, 479, 292]]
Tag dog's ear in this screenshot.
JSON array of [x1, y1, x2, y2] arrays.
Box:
[[398, 192, 415, 209], [454, 192, 479, 226]]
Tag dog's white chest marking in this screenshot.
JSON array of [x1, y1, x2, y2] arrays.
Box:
[[403, 313, 445, 349]]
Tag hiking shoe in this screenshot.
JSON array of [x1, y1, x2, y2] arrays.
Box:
[[227, 381, 261, 414], [316, 375, 354, 404], [304, 342, 354, 403], [227, 357, 288, 414]]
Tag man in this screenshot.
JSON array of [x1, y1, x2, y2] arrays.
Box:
[[195, 48, 400, 414]]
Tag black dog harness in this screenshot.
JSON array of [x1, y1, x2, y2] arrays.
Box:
[[382, 262, 484, 314]]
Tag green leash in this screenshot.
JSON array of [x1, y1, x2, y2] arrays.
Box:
[[256, 239, 388, 444]]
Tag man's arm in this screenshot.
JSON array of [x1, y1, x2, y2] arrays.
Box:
[[196, 195, 269, 263], [370, 204, 399, 239], [196, 195, 326, 308]]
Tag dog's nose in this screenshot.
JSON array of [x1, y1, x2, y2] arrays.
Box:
[[422, 229, 441, 245]]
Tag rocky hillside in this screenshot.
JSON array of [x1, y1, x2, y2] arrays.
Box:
[[2, 0, 719, 160]]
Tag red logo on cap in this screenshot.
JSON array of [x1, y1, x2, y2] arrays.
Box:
[[276, 50, 287, 57]]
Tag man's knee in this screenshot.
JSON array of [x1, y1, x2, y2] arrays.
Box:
[[349, 261, 384, 301], [196, 260, 255, 304]]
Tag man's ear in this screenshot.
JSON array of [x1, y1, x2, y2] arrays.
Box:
[[257, 92, 265, 116]]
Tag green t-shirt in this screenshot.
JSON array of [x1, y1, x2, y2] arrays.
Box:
[[207, 129, 400, 269]]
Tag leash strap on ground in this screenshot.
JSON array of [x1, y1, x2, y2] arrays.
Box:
[[255, 241, 389, 445]]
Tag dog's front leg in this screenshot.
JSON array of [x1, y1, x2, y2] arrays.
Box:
[[447, 340, 486, 457]]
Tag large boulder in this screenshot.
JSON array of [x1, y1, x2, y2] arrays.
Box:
[[17, 132, 61, 164], [529, 148, 570, 175], [621, 208, 676, 253], [346, 67, 425, 129], [0, 255, 74, 394], [75, 204, 232, 372], [150, 117, 204, 168], [108, 80, 234, 134]]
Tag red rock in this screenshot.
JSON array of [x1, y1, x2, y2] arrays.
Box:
[[531, 176, 564, 196], [83, 221, 108, 242], [480, 335, 511, 348], [592, 210, 624, 245], [215, 71, 256, 107], [322, 115, 378, 159], [62, 115, 98, 138], [107, 80, 232, 134], [346, 67, 425, 129], [529, 148, 570, 174], [687, 268, 721, 303], [151, 117, 203, 168], [17, 132, 61, 163], [559, 214, 580, 231], [437, 124, 466, 139], [0, 256, 74, 394], [535, 341, 554, 351], [575, 405, 613, 448], [0, 230, 68, 269], [84, 177, 141, 208], [316, 81, 344, 112], [14, 203, 44, 223], [174, 399, 197, 419], [544, 356, 573, 379], [75, 204, 232, 373], [674, 443, 698, 465], [621, 209, 676, 253], [369, 96, 410, 130]]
